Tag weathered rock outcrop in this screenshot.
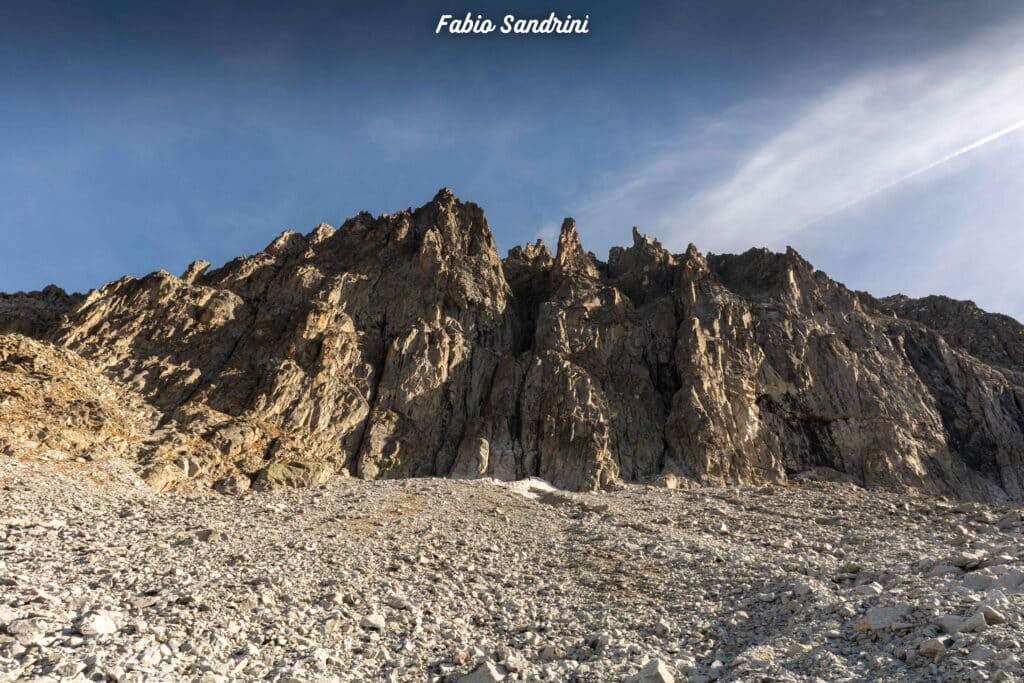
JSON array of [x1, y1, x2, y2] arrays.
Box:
[[877, 294, 1024, 373], [0, 286, 81, 337], [2, 189, 1023, 500], [0, 334, 160, 464]]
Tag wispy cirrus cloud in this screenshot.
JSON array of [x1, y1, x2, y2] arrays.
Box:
[[574, 20, 1024, 247], [684, 35, 1024, 250], [561, 19, 1024, 317]]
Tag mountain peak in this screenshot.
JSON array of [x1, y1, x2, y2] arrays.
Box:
[[432, 186, 458, 205], [554, 217, 599, 279], [2, 194, 1022, 504]]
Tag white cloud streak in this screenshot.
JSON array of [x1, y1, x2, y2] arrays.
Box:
[[798, 117, 1024, 231], [568, 20, 1024, 258], [691, 36, 1024, 250]]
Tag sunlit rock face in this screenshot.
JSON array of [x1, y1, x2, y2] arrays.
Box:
[[4, 189, 1024, 500]]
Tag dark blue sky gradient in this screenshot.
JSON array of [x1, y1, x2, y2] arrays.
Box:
[[2, 1, 1021, 316]]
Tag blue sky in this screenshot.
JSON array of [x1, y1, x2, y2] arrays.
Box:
[[2, 1, 1023, 319]]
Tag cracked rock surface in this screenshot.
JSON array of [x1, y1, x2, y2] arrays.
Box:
[[1, 457, 1021, 682], [2, 189, 1024, 500]]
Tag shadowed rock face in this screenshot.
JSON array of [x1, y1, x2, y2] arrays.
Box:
[[0, 285, 82, 337], [3, 189, 1024, 500]]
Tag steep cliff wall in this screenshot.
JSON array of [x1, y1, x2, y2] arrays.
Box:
[[3, 190, 1022, 500]]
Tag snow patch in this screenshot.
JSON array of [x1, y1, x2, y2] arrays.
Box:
[[493, 477, 561, 501]]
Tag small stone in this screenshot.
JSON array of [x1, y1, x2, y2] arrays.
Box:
[[919, 637, 950, 656], [996, 511, 1022, 529], [78, 611, 118, 637], [855, 603, 913, 632], [960, 610, 989, 633], [214, 473, 251, 495], [459, 661, 506, 682], [539, 645, 562, 661], [996, 569, 1024, 591], [504, 652, 527, 672], [980, 605, 1007, 625], [964, 573, 996, 590], [792, 582, 813, 597], [853, 582, 883, 597], [359, 613, 386, 631], [968, 646, 995, 662], [53, 660, 87, 678], [625, 658, 675, 683], [139, 645, 163, 667], [7, 617, 48, 646], [953, 549, 988, 570], [194, 528, 222, 543], [586, 632, 611, 653], [386, 594, 410, 610]]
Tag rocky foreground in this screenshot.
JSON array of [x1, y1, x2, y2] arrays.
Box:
[[1, 457, 1021, 682]]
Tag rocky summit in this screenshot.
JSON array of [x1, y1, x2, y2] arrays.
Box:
[[2, 189, 1024, 683], [2, 188, 1024, 501]]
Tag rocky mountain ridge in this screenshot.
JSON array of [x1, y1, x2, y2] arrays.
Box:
[[2, 189, 1023, 502]]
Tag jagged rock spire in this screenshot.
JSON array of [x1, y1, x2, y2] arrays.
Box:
[[307, 223, 336, 245], [5, 189, 1023, 502], [180, 260, 211, 284], [433, 187, 457, 205], [554, 218, 599, 279], [506, 239, 553, 269]]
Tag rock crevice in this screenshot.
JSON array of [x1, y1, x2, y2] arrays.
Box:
[[3, 190, 1024, 501]]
